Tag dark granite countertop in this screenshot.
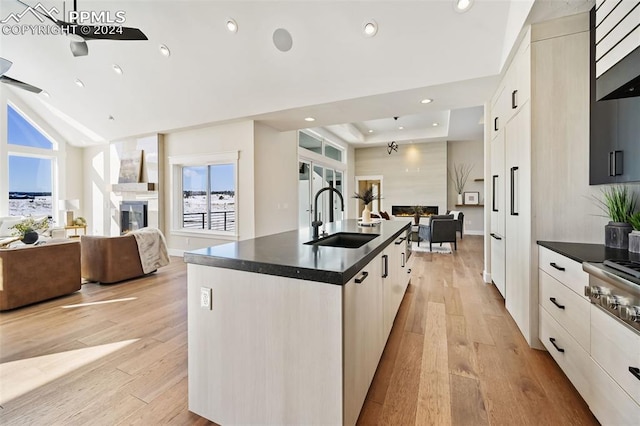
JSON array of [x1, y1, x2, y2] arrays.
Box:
[[184, 219, 412, 285], [537, 240, 631, 263]]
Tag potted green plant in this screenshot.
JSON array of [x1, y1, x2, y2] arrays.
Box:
[[10, 216, 49, 245], [352, 187, 377, 223], [449, 163, 474, 205], [629, 212, 640, 253], [595, 186, 636, 249]]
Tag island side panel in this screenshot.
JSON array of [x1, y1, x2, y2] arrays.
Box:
[[187, 264, 344, 425]]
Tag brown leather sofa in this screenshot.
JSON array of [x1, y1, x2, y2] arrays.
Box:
[[0, 240, 81, 311], [80, 234, 148, 284]]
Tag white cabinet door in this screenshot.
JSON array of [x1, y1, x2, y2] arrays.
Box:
[[383, 239, 409, 338], [505, 103, 532, 341], [343, 253, 383, 426], [490, 127, 506, 297]]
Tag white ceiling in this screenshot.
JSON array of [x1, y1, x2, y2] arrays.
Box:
[[0, 0, 594, 148]]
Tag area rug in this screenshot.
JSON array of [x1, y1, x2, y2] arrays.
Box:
[[411, 241, 452, 254]]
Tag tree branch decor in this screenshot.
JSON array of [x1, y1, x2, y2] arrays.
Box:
[[449, 163, 474, 195]]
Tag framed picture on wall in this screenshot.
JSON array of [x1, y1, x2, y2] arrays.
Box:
[[464, 191, 479, 205]]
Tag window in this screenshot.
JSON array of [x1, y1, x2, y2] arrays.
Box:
[[324, 143, 343, 162], [182, 164, 235, 232], [6, 104, 56, 218], [170, 152, 238, 237], [298, 130, 344, 162]]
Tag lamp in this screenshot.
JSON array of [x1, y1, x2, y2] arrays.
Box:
[[61, 199, 80, 226], [387, 141, 398, 155]]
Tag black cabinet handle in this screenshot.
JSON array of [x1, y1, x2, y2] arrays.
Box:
[[492, 175, 499, 212], [494, 117, 499, 132], [608, 151, 614, 177], [614, 150, 623, 176], [355, 271, 368, 284], [407, 268, 412, 274], [490, 233, 502, 240], [630, 366, 640, 381], [382, 255, 388, 278], [550, 297, 565, 310], [550, 262, 565, 271], [512, 89, 518, 109], [510, 166, 519, 216], [549, 337, 565, 353], [401, 252, 406, 268], [609, 151, 624, 177]]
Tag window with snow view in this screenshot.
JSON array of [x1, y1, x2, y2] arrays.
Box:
[[7, 104, 55, 218], [182, 163, 236, 232]]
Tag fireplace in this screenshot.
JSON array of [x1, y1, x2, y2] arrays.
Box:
[[120, 201, 148, 235], [392, 205, 439, 217]]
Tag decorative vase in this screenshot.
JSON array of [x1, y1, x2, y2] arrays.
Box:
[[21, 230, 39, 245], [414, 213, 420, 225], [362, 204, 371, 223], [457, 193, 463, 205], [604, 221, 632, 249], [629, 230, 640, 254]]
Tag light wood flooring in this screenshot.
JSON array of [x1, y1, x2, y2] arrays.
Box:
[[0, 236, 597, 425]]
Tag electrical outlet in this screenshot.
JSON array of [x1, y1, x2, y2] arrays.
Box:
[[200, 287, 212, 310]]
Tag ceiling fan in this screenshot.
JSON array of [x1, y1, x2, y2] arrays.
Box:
[[0, 58, 42, 93], [16, 0, 148, 57]]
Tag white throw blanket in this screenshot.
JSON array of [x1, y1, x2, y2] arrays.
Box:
[[130, 228, 170, 274]]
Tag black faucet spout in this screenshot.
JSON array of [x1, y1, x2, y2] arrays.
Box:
[[312, 187, 344, 239]]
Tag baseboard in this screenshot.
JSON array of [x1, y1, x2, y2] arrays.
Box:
[[168, 248, 185, 257], [482, 270, 492, 284], [463, 230, 484, 236]]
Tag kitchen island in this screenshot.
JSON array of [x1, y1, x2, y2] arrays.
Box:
[[184, 219, 412, 425]]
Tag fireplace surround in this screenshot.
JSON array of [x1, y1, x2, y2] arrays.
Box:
[[120, 201, 148, 235]]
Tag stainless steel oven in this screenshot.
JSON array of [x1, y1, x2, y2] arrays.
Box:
[[583, 260, 640, 334]]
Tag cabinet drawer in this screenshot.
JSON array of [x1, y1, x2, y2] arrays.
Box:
[[539, 307, 591, 404], [538, 246, 588, 300], [591, 305, 640, 405], [589, 354, 640, 425], [539, 270, 590, 350]]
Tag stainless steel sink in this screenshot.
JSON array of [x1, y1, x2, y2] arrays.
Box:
[[305, 232, 379, 248]]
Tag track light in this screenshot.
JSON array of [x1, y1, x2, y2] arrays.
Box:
[[387, 141, 398, 155]]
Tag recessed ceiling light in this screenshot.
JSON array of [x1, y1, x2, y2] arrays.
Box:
[[363, 20, 377, 37], [420, 98, 433, 104], [74, 78, 84, 88], [41, 91, 50, 98], [159, 44, 171, 57], [454, 0, 473, 12], [398, 126, 404, 130], [108, 115, 115, 121], [368, 129, 374, 133], [432, 122, 439, 127], [304, 117, 315, 122], [112, 64, 123, 75], [226, 18, 238, 33]]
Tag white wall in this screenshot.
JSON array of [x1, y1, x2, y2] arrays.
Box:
[[447, 140, 484, 234], [163, 121, 255, 251], [354, 142, 447, 216], [254, 123, 298, 237]]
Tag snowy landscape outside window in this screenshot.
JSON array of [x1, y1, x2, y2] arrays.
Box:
[[6, 104, 57, 218], [182, 164, 236, 232]]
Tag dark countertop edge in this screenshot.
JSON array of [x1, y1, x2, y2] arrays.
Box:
[[184, 224, 410, 285], [536, 240, 631, 263]]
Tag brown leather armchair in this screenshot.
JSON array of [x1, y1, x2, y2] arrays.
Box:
[[0, 240, 81, 310], [81, 234, 148, 284]]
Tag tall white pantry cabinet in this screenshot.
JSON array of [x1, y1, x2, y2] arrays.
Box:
[[488, 13, 591, 347]]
